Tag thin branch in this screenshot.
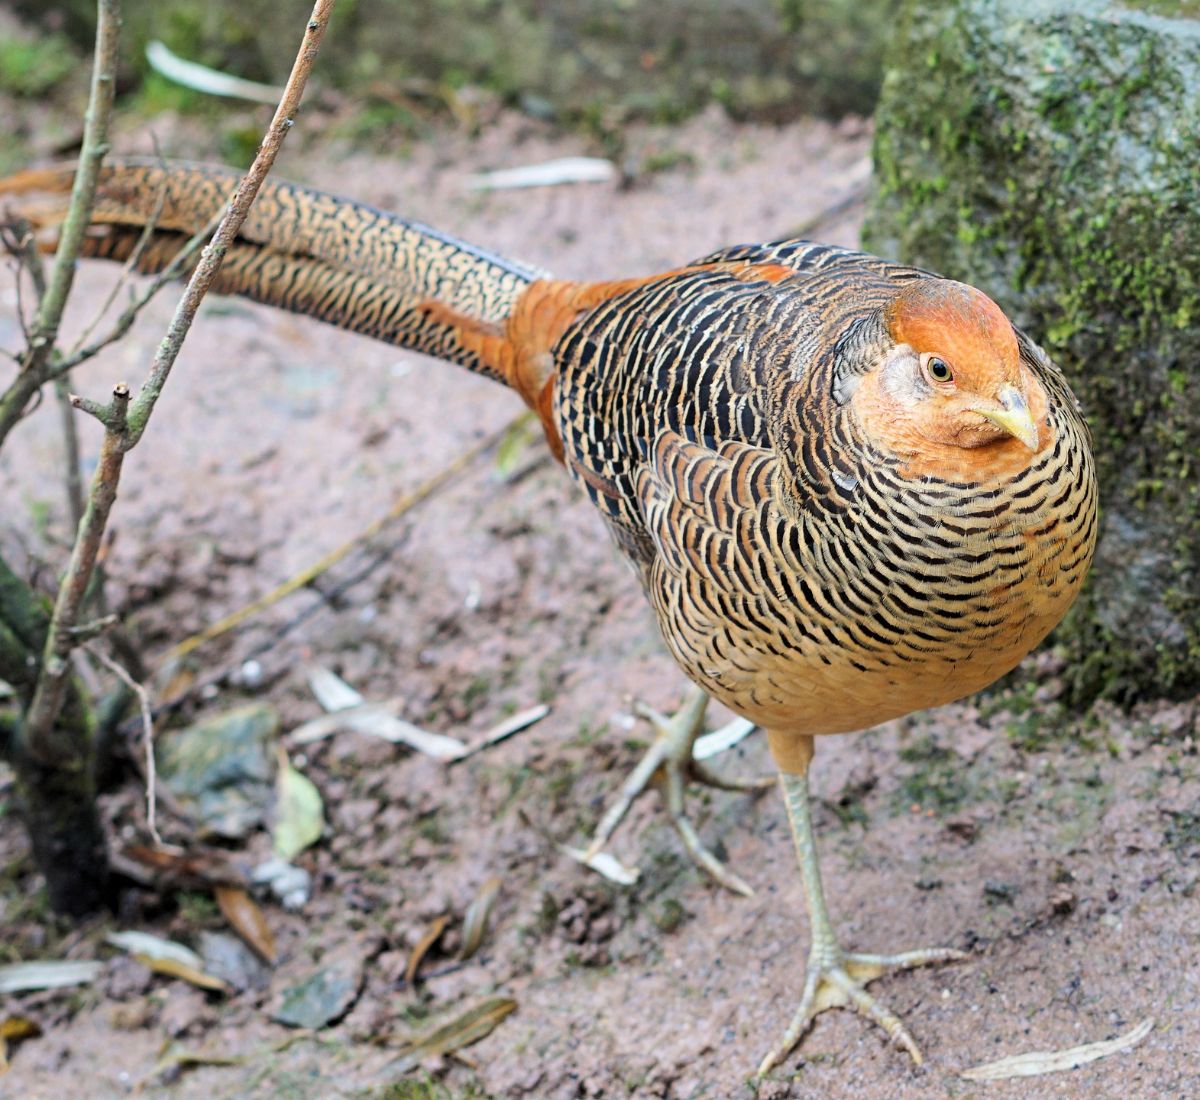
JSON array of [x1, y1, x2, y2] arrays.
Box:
[[21, 383, 129, 764], [15, 198, 88, 528], [24, 0, 119, 348], [4, 219, 90, 530], [48, 208, 223, 380], [66, 613, 119, 642], [88, 644, 160, 846], [149, 542, 397, 723], [124, 0, 337, 447], [9, 218, 48, 302], [55, 138, 200, 378], [55, 376, 86, 530], [0, 0, 120, 451], [9, 252, 33, 344]]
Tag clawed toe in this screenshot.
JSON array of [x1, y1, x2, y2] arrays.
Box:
[[757, 946, 965, 1076]]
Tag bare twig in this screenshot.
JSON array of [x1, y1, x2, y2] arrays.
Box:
[[0, 222, 41, 358], [54, 377, 86, 530], [145, 542, 397, 723], [22, 383, 129, 763], [19, 0, 337, 764], [55, 140, 221, 380], [88, 644, 160, 845], [0, 0, 120, 451], [6, 250, 33, 344], [48, 208, 223, 380], [9, 219, 48, 300], [66, 613, 119, 642], [165, 410, 531, 662], [0, 220, 84, 524], [140, 409, 528, 721]]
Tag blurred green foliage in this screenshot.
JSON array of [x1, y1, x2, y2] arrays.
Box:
[[0, 32, 77, 97], [12, 0, 895, 123]]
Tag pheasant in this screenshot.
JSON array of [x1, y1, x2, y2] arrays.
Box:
[[0, 160, 1098, 1072]]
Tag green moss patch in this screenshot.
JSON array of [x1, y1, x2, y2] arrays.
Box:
[[865, 0, 1200, 704]]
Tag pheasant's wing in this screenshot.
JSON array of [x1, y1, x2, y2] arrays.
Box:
[[634, 427, 826, 707], [690, 238, 932, 287], [554, 263, 813, 567], [636, 431, 779, 596]]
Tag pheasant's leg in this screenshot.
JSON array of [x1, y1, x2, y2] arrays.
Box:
[[757, 762, 965, 1075], [567, 687, 769, 896]]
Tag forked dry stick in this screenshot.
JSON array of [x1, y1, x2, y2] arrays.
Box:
[[87, 644, 161, 845]]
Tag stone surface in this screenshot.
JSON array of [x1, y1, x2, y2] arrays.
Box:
[[865, 0, 1200, 700], [270, 941, 366, 1029]]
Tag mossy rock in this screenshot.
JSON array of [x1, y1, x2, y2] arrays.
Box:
[[864, 0, 1200, 703], [15, 0, 894, 122]]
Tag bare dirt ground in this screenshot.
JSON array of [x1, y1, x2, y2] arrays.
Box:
[[1, 106, 1197, 1099]]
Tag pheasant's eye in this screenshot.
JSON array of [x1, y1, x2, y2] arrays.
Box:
[[924, 356, 953, 384]]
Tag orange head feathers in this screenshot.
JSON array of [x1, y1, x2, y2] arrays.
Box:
[[853, 279, 1049, 476]]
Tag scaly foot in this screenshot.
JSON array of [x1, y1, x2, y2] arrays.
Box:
[[563, 687, 771, 896], [757, 943, 966, 1075], [761, 766, 967, 1073]]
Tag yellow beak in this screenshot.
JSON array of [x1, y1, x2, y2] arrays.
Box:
[[975, 385, 1038, 451]]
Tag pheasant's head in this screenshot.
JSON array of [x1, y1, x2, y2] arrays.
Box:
[[854, 279, 1047, 469]]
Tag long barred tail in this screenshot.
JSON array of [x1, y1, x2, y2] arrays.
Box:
[[1, 158, 745, 460], [0, 158, 546, 383]]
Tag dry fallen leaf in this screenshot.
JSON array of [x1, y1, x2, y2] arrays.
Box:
[[467, 157, 616, 190], [145, 40, 284, 105], [136, 955, 228, 994], [107, 931, 228, 992], [149, 1042, 247, 1082], [460, 876, 503, 961], [960, 1017, 1155, 1081], [0, 1016, 41, 1073], [273, 746, 324, 861], [300, 668, 468, 759], [214, 884, 277, 965], [325, 704, 467, 759], [122, 843, 245, 889], [452, 705, 550, 763], [518, 809, 641, 886], [556, 842, 640, 886], [306, 665, 365, 711], [106, 930, 204, 969], [398, 996, 517, 1062], [289, 701, 402, 745], [405, 915, 449, 986], [0, 960, 103, 994]]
